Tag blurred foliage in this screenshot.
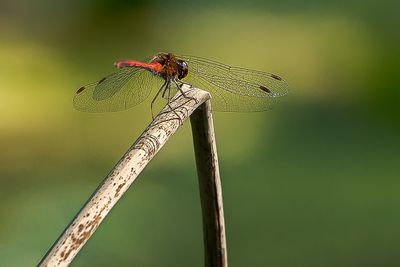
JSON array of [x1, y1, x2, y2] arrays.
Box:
[[0, 0, 399, 266]]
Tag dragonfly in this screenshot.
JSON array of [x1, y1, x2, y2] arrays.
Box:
[[73, 53, 288, 116]]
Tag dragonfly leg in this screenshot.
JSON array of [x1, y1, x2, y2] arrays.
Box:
[[166, 81, 184, 125], [173, 79, 198, 105], [157, 80, 183, 123], [156, 103, 184, 126], [151, 79, 168, 119], [161, 79, 171, 99], [176, 79, 194, 89], [167, 103, 183, 125], [150, 116, 182, 128], [167, 81, 171, 100]]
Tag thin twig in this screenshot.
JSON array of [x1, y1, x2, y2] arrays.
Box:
[[38, 85, 210, 267], [190, 101, 228, 267]]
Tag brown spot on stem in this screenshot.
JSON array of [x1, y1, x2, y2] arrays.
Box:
[[271, 74, 283, 81], [259, 85, 271, 93], [62, 198, 111, 262], [115, 182, 126, 198], [76, 86, 85, 94]]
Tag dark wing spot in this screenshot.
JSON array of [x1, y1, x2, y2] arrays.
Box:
[[259, 85, 271, 93], [98, 77, 106, 84], [76, 86, 85, 94], [271, 74, 283, 81]]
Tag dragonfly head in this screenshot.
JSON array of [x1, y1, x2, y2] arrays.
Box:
[[176, 59, 188, 80]]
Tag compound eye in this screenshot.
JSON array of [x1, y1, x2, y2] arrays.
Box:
[[177, 60, 188, 79]]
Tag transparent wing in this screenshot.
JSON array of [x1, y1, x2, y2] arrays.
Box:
[[73, 67, 164, 112], [178, 55, 288, 112]]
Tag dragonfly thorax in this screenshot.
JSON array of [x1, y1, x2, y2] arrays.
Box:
[[152, 53, 188, 81]]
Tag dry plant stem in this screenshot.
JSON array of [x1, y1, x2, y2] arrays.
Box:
[[38, 85, 210, 267], [190, 101, 228, 267]]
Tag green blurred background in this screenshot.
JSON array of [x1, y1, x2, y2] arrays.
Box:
[[1, 0, 399, 266]]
